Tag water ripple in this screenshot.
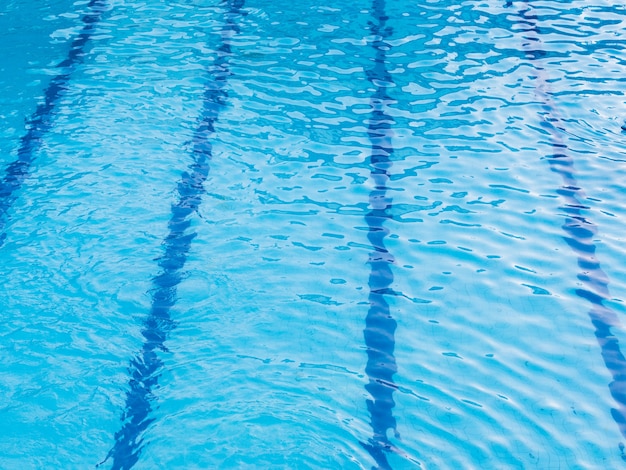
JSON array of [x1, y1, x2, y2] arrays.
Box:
[[2, 0, 626, 468]]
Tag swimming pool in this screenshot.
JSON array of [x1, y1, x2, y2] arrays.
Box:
[[1, 0, 626, 468]]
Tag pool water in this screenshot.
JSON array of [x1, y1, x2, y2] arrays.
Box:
[[1, 0, 626, 468]]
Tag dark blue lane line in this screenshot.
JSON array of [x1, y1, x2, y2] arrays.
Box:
[[99, 1, 245, 469], [517, 0, 626, 456], [361, 1, 401, 468], [0, 0, 107, 246]]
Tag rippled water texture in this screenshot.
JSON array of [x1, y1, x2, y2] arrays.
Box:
[[1, 0, 626, 468]]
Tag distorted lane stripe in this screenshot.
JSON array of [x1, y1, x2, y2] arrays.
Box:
[[0, 0, 107, 246], [360, 1, 401, 468], [99, 1, 246, 468], [516, 0, 626, 455]]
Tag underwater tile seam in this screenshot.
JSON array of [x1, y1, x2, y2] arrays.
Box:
[[517, 0, 626, 457], [0, 0, 108, 247], [98, 1, 246, 469]]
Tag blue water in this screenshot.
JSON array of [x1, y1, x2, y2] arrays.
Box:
[[1, 0, 626, 468]]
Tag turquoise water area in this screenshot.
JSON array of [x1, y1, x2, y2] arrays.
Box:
[[1, 0, 626, 468]]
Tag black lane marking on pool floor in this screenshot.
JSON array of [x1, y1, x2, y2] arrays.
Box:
[[0, 0, 107, 246], [517, 0, 626, 455], [99, 1, 246, 468], [361, 1, 402, 468]]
